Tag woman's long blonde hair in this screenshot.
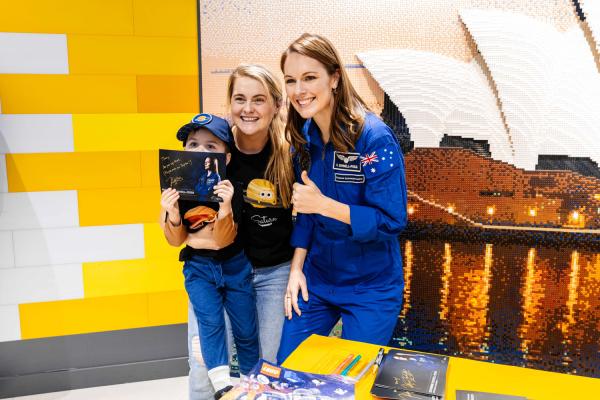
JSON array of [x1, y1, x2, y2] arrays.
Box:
[[227, 64, 294, 208], [280, 33, 369, 167]]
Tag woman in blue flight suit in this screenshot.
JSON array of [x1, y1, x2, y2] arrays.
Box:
[[195, 156, 221, 202], [276, 33, 408, 363]]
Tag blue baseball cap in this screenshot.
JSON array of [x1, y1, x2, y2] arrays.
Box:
[[176, 113, 234, 146]]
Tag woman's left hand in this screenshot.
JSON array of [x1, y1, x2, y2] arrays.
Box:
[[285, 268, 308, 319], [292, 171, 327, 214]]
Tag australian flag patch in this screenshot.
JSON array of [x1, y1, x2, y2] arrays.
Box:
[[362, 146, 401, 179]]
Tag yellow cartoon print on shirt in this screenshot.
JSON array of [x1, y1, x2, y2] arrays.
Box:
[[244, 179, 282, 208]]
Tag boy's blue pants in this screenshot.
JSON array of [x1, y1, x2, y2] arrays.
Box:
[[184, 251, 259, 374]]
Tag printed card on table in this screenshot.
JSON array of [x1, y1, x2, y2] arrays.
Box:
[[371, 350, 449, 399]]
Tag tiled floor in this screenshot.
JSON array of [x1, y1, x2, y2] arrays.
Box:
[[9, 376, 188, 400]]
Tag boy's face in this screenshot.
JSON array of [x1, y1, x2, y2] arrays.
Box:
[[184, 128, 231, 164]]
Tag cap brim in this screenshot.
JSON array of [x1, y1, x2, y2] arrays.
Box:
[[176, 123, 232, 144], [176, 123, 203, 142]]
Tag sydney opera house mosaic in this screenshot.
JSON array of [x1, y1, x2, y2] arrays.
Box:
[[199, 0, 600, 377]]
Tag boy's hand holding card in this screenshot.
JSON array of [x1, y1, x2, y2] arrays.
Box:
[[212, 180, 234, 216]]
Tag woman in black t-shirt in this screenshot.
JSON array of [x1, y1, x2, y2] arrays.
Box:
[[188, 64, 295, 399]]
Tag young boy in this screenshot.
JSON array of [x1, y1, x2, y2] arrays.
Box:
[[159, 113, 259, 399]]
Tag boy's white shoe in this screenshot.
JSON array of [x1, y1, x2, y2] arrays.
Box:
[[207, 365, 232, 393]]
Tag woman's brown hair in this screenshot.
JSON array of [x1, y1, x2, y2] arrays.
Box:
[[281, 33, 369, 167], [227, 64, 294, 208]]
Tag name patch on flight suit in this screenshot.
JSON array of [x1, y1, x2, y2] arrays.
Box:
[[333, 151, 361, 172], [334, 173, 365, 183]]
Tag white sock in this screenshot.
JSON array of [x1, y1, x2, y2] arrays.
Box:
[[208, 365, 232, 392]]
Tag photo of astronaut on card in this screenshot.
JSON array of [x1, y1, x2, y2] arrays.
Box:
[[159, 149, 226, 202]]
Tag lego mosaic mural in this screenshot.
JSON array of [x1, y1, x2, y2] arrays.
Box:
[[198, 0, 600, 377]]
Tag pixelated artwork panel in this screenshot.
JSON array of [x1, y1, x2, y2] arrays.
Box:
[[199, 0, 600, 377], [578, 0, 600, 57], [460, 8, 600, 170]]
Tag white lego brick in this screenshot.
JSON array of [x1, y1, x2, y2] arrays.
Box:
[[0, 32, 69, 74], [0, 264, 83, 305], [0, 191, 79, 231], [0, 305, 20, 342], [0, 114, 74, 153], [13, 224, 144, 267], [0, 231, 14, 268]]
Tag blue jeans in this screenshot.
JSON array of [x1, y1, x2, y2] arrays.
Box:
[[184, 251, 259, 377], [188, 260, 290, 400]]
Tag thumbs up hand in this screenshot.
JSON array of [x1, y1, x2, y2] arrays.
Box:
[[292, 170, 326, 214], [300, 170, 318, 188]]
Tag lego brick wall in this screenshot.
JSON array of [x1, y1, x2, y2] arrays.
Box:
[[0, 0, 199, 343]]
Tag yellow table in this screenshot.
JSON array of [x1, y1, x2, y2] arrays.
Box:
[[282, 334, 600, 400]]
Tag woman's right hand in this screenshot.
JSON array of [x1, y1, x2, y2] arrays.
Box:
[[160, 188, 180, 224], [285, 268, 308, 320]]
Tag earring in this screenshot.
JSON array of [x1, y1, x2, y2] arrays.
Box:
[[332, 86, 338, 94]]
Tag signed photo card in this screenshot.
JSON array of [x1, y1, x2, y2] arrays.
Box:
[[159, 149, 226, 202]]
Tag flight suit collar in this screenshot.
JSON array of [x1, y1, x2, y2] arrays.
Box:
[[302, 118, 325, 150]]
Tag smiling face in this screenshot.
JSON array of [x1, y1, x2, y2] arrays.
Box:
[[230, 76, 277, 140], [283, 52, 339, 129]]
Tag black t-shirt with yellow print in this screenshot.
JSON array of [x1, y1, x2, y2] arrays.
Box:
[[227, 141, 294, 268]]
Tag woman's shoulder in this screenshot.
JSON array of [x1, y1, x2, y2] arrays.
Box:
[[357, 112, 395, 148]]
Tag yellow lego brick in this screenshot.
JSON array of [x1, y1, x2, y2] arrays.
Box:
[[141, 150, 161, 188], [0, 0, 133, 35], [67, 35, 198, 75], [137, 75, 200, 113], [148, 290, 188, 326], [19, 294, 149, 339], [73, 114, 192, 152], [83, 258, 183, 298], [78, 187, 161, 226], [0, 75, 137, 114], [7, 152, 141, 192], [133, 0, 197, 37]]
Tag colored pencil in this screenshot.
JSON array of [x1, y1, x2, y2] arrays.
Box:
[[332, 353, 355, 374], [341, 354, 362, 376]]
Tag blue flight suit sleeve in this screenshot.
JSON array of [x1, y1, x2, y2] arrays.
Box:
[[349, 129, 408, 243], [290, 212, 314, 249]]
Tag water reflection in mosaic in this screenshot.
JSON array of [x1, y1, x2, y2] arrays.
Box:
[[392, 239, 600, 378]]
